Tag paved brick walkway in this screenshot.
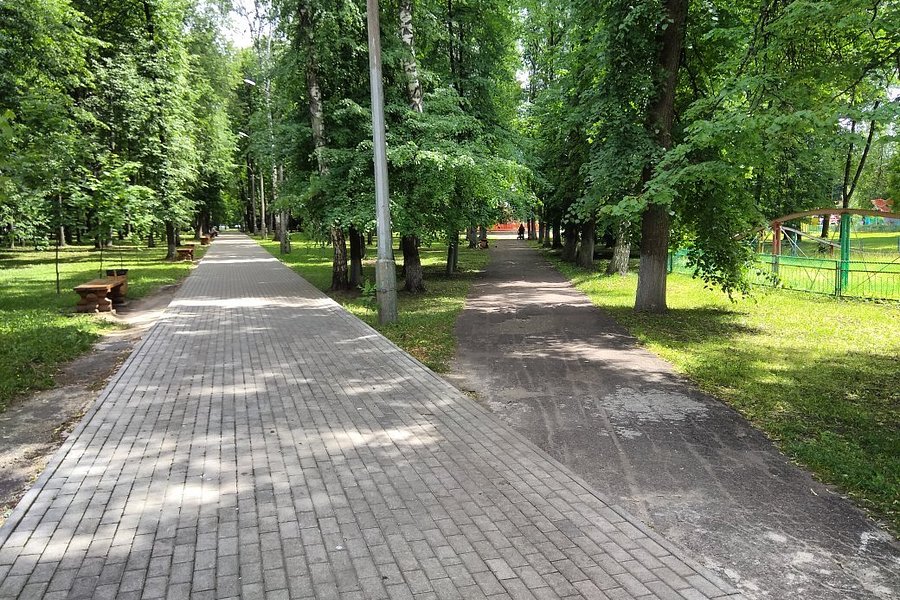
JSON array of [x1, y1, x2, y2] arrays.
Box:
[[0, 234, 738, 600]]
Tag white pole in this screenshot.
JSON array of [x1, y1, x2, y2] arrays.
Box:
[[366, 0, 398, 324]]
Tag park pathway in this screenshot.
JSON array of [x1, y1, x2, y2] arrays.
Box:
[[0, 233, 738, 600], [451, 239, 900, 600]]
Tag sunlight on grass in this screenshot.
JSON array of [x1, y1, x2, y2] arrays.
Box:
[[545, 249, 900, 533], [258, 234, 489, 373], [0, 242, 206, 410]]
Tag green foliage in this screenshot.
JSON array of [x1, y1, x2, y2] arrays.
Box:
[[1, 0, 239, 250], [524, 0, 900, 299], [271, 0, 530, 265], [357, 277, 377, 311]]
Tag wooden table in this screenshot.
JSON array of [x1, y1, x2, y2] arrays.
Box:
[[73, 276, 127, 313]]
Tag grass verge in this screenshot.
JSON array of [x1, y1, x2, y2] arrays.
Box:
[[0, 242, 206, 411], [544, 249, 900, 534], [257, 234, 488, 373]]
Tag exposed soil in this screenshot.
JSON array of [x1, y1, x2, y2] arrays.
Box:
[[0, 284, 179, 528]]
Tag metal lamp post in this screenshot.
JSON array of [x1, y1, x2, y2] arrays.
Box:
[[366, 0, 398, 324]]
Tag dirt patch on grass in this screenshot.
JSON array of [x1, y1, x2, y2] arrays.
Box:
[[0, 284, 179, 527]]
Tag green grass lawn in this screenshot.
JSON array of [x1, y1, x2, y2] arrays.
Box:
[[0, 242, 206, 411], [258, 234, 489, 373], [546, 250, 900, 533]]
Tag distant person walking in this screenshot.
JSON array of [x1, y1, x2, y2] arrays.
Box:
[[517, 223, 526, 239]]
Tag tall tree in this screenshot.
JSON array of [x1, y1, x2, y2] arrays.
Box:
[[633, 0, 688, 312]]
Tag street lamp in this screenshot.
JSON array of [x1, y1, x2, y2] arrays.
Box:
[[366, 0, 398, 324]]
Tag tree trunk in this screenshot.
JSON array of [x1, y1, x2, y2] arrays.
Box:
[[359, 229, 367, 259], [446, 232, 459, 275], [279, 210, 291, 254], [259, 173, 267, 238], [576, 219, 595, 268], [349, 225, 363, 288], [551, 220, 562, 248], [635, 205, 670, 311], [331, 227, 349, 290], [538, 219, 545, 245], [467, 225, 477, 248], [634, 0, 687, 313], [165, 221, 177, 260], [57, 225, 66, 248], [399, 0, 424, 113], [561, 225, 578, 262], [249, 166, 258, 234], [606, 223, 631, 276], [402, 234, 425, 292], [301, 0, 337, 285]]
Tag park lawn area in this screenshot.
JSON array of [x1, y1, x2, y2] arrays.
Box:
[[0, 242, 206, 412], [547, 252, 900, 533], [258, 234, 489, 373]]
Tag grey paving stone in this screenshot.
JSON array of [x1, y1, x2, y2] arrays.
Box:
[[0, 234, 740, 600]]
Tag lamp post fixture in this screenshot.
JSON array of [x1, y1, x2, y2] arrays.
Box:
[[365, 0, 398, 324]]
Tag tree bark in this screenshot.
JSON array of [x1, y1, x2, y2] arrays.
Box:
[[248, 166, 258, 234], [402, 234, 425, 292], [300, 0, 344, 284], [300, 0, 326, 175], [576, 219, 595, 268], [635, 205, 670, 311], [634, 0, 688, 313], [259, 173, 267, 238], [165, 220, 177, 260], [467, 225, 477, 248], [561, 224, 578, 262], [446, 242, 457, 274], [606, 222, 631, 276], [399, 0, 424, 113], [349, 225, 363, 288], [278, 166, 290, 253], [279, 210, 291, 254], [538, 219, 545, 245], [331, 227, 349, 290]]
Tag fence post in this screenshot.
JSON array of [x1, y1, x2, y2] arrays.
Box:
[[771, 222, 781, 276], [838, 212, 850, 296]]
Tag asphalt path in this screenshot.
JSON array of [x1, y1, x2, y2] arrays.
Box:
[[451, 239, 900, 600]]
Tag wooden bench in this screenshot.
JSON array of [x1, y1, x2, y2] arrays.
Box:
[[73, 276, 127, 313], [199, 235, 211, 245], [176, 245, 195, 260]]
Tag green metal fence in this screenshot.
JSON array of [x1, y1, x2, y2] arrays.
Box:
[[668, 251, 900, 301]]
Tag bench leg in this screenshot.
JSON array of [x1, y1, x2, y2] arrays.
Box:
[[96, 295, 113, 312], [75, 293, 99, 313]]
